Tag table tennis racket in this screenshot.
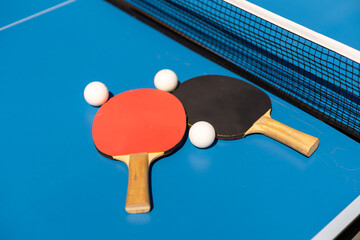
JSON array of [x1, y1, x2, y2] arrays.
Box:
[[92, 89, 186, 213], [172, 75, 319, 157]]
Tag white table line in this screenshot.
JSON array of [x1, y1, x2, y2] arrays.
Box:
[[0, 0, 76, 32], [313, 195, 360, 240]]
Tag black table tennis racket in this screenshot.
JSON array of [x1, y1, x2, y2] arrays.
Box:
[[172, 75, 319, 157]]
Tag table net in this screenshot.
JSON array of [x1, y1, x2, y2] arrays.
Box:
[[108, 0, 360, 141]]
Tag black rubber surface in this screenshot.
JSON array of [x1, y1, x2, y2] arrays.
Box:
[[173, 75, 271, 139]]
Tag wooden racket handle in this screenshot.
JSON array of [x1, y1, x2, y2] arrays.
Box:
[[246, 111, 319, 157], [125, 153, 151, 213]]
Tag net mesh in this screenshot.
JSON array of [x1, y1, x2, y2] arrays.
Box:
[[108, 0, 360, 141]]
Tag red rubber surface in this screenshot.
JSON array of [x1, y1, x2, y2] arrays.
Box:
[[92, 89, 186, 157]]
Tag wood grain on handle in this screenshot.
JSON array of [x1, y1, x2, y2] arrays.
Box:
[[245, 110, 319, 157], [125, 153, 151, 213]]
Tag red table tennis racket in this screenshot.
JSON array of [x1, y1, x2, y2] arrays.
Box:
[[92, 89, 186, 213], [173, 75, 319, 157]]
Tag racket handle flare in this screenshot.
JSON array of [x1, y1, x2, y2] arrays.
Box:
[[125, 153, 151, 213], [246, 111, 319, 157]]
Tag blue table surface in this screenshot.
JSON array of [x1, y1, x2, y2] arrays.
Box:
[[0, 0, 359, 239]]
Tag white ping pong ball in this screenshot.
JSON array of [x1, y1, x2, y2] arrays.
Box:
[[154, 69, 178, 92], [84, 81, 109, 106], [189, 121, 216, 148]]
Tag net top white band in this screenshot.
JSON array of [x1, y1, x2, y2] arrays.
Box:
[[224, 0, 360, 63]]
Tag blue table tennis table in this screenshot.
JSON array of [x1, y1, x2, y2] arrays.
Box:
[[1, 0, 359, 239]]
